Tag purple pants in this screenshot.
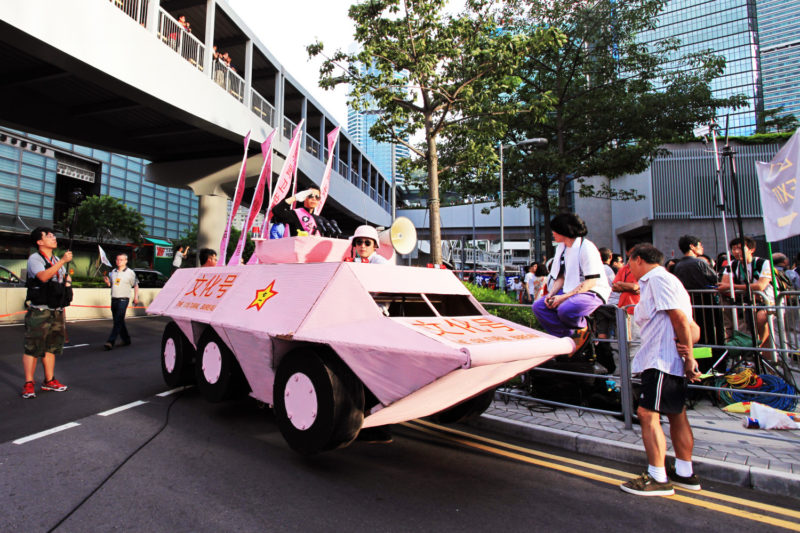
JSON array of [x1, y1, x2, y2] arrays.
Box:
[[532, 291, 604, 337]]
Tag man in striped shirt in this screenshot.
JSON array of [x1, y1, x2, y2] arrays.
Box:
[[620, 244, 702, 497]]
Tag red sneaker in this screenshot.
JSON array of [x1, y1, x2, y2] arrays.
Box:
[[21, 381, 36, 399], [42, 378, 68, 392]]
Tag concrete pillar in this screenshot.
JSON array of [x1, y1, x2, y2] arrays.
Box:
[[334, 132, 341, 174], [319, 115, 326, 162], [197, 193, 227, 255], [347, 142, 352, 181], [275, 73, 284, 133], [203, 0, 216, 77], [244, 39, 253, 108], [146, 0, 160, 35], [300, 97, 307, 149]]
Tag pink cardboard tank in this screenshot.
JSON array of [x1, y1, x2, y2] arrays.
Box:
[[148, 236, 573, 454]]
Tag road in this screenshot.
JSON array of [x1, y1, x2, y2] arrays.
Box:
[[1, 317, 798, 532]]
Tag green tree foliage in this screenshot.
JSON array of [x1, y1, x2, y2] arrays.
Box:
[[757, 107, 799, 134], [308, 0, 562, 264], [61, 195, 146, 245], [174, 223, 255, 264], [439, 0, 745, 257]]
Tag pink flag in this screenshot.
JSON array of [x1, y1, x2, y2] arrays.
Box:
[[228, 131, 276, 266], [315, 126, 341, 215], [218, 132, 251, 265], [260, 119, 305, 234]]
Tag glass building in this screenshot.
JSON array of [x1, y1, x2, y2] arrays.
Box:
[[0, 126, 198, 242], [638, 0, 762, 136], [757, 0, 800, 122]]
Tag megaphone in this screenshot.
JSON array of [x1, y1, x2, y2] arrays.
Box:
[[379, 216, 417, 255]]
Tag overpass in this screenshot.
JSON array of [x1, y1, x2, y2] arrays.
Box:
[[0, 0, 393, 248]]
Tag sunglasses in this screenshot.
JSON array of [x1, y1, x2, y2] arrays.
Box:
[[307, 194, 321, 199], [354, 239, 374, 246]]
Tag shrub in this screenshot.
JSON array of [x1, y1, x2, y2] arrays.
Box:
[[465, 282, 539, 329]]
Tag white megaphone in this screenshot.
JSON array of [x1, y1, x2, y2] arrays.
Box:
[[379, 216, 417, 261]]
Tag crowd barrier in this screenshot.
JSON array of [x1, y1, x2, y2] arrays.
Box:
[[485, 292, 800, 443]]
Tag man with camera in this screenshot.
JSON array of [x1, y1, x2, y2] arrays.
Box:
[[21, 227, 72, 399]]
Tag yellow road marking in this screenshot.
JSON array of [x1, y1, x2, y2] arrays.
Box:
[[402, 420, 800, 530]]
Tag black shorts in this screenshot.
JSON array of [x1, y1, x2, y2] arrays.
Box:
[[638, 368, 687, 414]]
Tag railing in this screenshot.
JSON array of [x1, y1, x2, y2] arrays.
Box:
[[283, 116, 298, 139], [110, 0, 148, 25], [251, 90, 275, 126], [338, 162, 349, 178], [350, 169, 359, 185], [306, 134, 320, 158], [157, 9, 204, 71], [489, 294, 799, 441], [211, 59, 244, 102]]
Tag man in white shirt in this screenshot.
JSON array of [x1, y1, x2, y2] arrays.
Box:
[[103, 253, 139, 350], [620, 244, 701, 497]]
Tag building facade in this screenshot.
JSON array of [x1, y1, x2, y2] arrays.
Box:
[[757, 0, 800, 122]]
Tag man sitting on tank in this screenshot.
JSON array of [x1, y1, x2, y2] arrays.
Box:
[[271, 188, 323, 236], [348, 225, 388, 264]]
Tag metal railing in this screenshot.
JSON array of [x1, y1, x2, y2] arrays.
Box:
[[350, 169, 359, 185], [110, 0, 148, 25], [283, 116, 298, 139], [157, 9, 204, 71], [338, 161, 349, 178], [251, 90, 275, 126], [306, 134, 320, 158], [487, 296, 799, 442], [211, 59, 244, 102]]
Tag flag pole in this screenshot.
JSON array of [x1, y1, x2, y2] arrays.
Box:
[[709, 126, 735, 299]]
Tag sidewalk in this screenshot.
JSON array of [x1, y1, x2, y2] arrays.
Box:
[[469, 392, 800, 499]]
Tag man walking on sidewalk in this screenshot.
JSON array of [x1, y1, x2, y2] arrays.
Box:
[[103, 253, 139, 350], [620, 244, 702, 496]]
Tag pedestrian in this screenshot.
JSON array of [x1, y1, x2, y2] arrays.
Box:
[[21, 227, 72, 398], [199, 248, 218, 267], [172, 245, 189, 273], [103, 253, 139, 351], [620, 243, 702, 496]]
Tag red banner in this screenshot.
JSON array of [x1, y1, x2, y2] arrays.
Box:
[[315, 126, 340, 215], [218, 131, 251, 265]]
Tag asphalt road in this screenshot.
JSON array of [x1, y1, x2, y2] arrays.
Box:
[[1, 317, 797, 532]]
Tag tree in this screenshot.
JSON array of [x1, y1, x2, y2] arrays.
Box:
[[757, 107, 799, 134], [61, 195, 146, 245], [174, 223, 255, 264], [439, 0, 746, 257], [308, 0, 562, 264]]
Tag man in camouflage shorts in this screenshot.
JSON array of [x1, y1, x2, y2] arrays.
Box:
[[21, 227, 71, 399]]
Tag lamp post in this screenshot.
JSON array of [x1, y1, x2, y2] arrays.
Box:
[[498, 138, 547, 290]]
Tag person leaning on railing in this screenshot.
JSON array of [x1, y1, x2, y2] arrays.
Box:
[[717, 236, 772, 347]]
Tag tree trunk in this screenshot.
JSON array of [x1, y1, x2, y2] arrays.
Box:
[[542, 196, 554, 260], [425, 114, 442, 265]]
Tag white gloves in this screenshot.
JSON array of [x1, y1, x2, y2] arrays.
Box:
[[295, 189, 314, 202]]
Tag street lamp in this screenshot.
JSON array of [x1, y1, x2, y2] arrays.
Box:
[[499, 138, 547, 290]]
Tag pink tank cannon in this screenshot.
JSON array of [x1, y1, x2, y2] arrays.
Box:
[[147, 234, 573, 454]]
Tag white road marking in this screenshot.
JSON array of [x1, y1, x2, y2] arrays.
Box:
[[157, 385, 192, 397], [13, 422, 81, 445], [98, 400, 148, 417], [64, 343, 89, 349]]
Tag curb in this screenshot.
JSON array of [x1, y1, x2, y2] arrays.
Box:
[[469, 413, 800, 499]]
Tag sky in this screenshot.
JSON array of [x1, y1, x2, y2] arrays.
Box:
[[226, 0, 356, 126]]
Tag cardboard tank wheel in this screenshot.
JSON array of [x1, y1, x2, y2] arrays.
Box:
[[194, 328, 247, 403], [273, 347, 364, 454], [428, 389, 495, 425], [161, 321, 196, 387]]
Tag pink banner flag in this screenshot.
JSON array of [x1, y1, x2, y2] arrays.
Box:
[[218, 132, 251, 265], [315, 126, 341, 215], [261, 119, 305, 233], [228, 131, 276, 266]]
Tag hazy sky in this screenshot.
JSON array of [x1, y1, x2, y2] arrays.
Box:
[[226, 0, 356, 126]]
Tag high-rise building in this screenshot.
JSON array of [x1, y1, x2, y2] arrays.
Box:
[[638, 0, 763, 136], [347, 62, 410, 184], [757, 0, 800, 122]]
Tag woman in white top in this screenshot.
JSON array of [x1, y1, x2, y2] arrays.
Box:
[[532, 213, 611, 348]]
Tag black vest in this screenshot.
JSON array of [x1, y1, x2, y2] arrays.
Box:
[[26, 253, 71, 309]]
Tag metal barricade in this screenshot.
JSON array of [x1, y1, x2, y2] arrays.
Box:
[[157, 9, 204, 71], [251, 90, 275, 126], [110, 0, 148, 25]]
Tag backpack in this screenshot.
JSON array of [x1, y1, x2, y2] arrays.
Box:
[[730, 257, 790, 292]]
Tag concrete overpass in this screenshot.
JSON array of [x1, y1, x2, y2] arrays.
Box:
[[0, 0, 393, 247]]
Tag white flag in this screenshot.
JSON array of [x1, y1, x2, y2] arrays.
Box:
[[98, 245, 112, 267], [755, 129, 800, 242]]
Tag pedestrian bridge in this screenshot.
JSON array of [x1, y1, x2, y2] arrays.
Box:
[[0, 0, 393, 243]]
